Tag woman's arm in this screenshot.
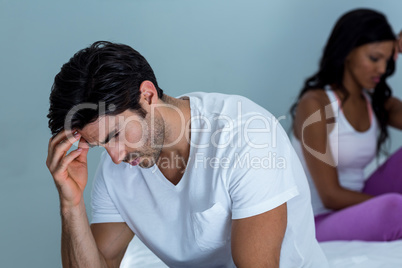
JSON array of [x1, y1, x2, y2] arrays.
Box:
[[386, 97, 402, 130], [294, 91, 372, 210], [387, 31, 402, 130]]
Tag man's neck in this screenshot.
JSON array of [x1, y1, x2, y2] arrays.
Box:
[[156, 95, 191, 183]]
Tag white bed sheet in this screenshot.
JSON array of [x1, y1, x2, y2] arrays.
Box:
[[320, 240, 402, 268], [121, 237, 402, 268]]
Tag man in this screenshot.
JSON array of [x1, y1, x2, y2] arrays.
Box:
[[46, 41, 328, 267]]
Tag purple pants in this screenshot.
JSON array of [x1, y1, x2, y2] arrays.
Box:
[[315, 148, 402, 242]]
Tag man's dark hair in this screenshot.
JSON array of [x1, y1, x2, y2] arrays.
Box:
[[47, 41, 164, 135]]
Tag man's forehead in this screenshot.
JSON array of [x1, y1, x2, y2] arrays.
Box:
[[78, 110, 141, 143], [79, 116, 112, 143]]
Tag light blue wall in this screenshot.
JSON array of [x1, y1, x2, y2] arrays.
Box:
[[1, 1, 401, 267]]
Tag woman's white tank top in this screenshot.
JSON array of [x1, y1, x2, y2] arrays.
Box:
[[291, 86, 378, 215]]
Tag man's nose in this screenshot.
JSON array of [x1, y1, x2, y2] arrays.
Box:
[[105, 144, 126, 164]]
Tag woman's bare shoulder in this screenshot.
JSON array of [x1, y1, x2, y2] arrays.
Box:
[[298, 89, 330, 110], [293, 89, 331, 139]]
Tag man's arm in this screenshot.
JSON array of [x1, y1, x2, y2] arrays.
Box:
[[61, 199, 134, 268], [231, 203, 287, 268], [91, 222, 134, 267], [46, 130, 133, 267]]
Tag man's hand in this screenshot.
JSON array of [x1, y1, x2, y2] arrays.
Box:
[[46, 130, 89, 209]]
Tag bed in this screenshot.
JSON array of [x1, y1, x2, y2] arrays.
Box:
[[120, 236, 402, 268], [320, 240, 402, 267]]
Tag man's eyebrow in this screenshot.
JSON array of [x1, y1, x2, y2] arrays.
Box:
[[86, 141, 96, 148], [100, 129, 118, 145]]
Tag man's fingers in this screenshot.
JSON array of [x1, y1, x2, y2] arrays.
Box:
[[55, 149, 83, 177], [76, 147, 89, 163], [49, 130, 78, 153], [50, 130, 68, 147], [48, 133, 82, 171], [77, 136, 91, 149], [48, 130, 68, 159], [48, 132, 65, 163], [76, 137, 90, 163]]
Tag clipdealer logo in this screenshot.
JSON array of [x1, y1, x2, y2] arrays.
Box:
[[301, 101, 339, 167]]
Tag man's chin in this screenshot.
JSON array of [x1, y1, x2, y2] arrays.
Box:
[[139, 158, 156, 169]]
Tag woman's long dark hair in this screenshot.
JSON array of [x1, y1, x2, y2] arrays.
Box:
[[290, 8, 396, 155]]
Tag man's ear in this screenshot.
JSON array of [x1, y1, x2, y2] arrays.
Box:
[[139, 81, 158, 105]]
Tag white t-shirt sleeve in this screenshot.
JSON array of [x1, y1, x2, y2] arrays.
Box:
[[91, 153, 124, 224], [229, 116, 299, 219]]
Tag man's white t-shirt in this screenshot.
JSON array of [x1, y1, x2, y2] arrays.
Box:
[[91, 92, 328, 267]]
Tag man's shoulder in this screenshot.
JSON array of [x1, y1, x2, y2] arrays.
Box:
[[183, 92, 272, 118], [183, 91, 254, 104]]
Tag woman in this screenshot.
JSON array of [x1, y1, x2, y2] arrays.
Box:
[[291, 8, 402, 242]]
